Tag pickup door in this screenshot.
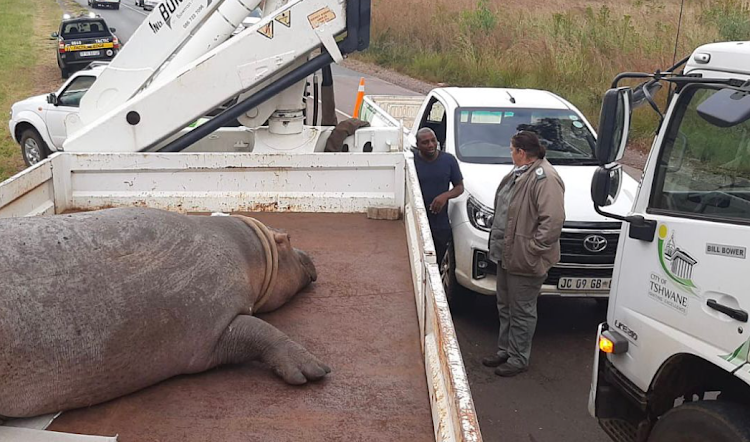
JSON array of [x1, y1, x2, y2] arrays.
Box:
[[46, 75, 97, 149]]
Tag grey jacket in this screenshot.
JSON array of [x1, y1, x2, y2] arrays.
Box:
[[489, 158, 565, 277]]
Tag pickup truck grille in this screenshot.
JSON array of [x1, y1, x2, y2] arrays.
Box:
[[559, 223, 622, 266]]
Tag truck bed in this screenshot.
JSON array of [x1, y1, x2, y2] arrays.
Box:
[[47, 212, 434, 441]]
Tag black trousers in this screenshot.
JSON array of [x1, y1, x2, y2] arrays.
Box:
[[431, 228, 452, 266]]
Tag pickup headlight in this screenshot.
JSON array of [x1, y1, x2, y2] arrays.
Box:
[[467, 196, 494, 232]]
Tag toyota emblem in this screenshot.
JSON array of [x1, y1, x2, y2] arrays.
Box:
[[583, 235, 608, 253]]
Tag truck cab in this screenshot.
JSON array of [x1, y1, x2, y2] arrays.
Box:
[[589, 41, 750, 442], [368, 88, 639, 303]]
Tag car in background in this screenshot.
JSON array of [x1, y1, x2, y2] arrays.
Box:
[[9, 64, 108, 166], [53, 13, 120, 79], [88, 0, 120, 9], [135, 0, 158, 10]]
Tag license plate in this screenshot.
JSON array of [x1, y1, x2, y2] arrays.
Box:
[[80, 51, 101, 57], [557, 277, 611, 291]]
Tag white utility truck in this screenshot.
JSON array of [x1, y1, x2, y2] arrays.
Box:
[[360, 91, 639, 304], [1, 0, 481, 440], [589, 41, 750, 442]]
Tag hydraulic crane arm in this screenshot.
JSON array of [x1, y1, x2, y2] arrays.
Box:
[[64, 0, 369, 153]]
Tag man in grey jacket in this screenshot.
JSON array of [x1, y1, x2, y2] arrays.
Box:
[[482, 130, 565, 377]]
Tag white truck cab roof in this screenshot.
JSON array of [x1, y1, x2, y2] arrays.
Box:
[[685, 41, 750, 77]]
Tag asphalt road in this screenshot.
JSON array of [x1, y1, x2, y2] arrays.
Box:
[[65, 3, 610, 441]]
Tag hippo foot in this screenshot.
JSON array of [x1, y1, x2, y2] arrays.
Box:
[[264, 340, 331, 385]]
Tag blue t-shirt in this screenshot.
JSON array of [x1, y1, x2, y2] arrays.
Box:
[[413, 150, 463, 231]]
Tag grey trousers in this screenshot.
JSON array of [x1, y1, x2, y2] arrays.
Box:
[[495, 267, 546, 369]]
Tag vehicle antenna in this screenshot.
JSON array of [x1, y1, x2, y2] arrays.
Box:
[[672, 0, 686, 67], [506, 90, 516, 104]]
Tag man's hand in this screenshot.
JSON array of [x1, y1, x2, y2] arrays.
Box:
[[430, 193, 450, 214]]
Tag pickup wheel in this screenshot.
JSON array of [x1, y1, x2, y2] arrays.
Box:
[[648, 401, 750, 442], [441, 241, 473, 311], [19, 129, 50, 167]]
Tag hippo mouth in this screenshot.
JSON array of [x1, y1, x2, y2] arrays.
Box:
[[295, 249, 317, 282]]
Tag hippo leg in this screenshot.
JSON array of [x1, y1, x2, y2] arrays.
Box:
[[214, 315, 331, 385]]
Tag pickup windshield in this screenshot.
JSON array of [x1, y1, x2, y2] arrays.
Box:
[[61, 20, 110, 39], [454, 107, 597, 165]]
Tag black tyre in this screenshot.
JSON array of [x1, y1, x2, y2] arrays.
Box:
[[648, 401, 750, 442], [440, 241, 473, 311], [19, 129, 50, 167]]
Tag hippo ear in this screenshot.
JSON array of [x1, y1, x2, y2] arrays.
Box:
[[273, 232, 290, 244]]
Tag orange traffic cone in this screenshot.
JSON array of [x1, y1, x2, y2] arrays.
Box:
[[352, 77, 365, 118]]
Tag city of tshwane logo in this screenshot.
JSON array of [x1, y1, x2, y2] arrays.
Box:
[[658, 225, 699, 296]]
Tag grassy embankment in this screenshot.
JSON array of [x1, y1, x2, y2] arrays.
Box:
[[0, 0, 82, 182], [359, 0, 750, 149]]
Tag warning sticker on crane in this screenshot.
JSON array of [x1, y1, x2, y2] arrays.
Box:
[[275, 11, 291, 27], [308, 7, 336, 29], [258, 22, 273, 39]]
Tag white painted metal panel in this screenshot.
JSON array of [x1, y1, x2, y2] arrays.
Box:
[[62, 152, 404, 213], [0, 162, 55, 218]]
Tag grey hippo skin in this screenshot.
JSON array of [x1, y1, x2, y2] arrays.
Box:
[[0, 207, 329, 419]]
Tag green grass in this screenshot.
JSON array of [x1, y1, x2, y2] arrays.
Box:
[[0, 0, 61, 182], [358, 0, 750, 150]]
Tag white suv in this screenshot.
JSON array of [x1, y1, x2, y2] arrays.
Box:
[[9, 65, 106, 166]]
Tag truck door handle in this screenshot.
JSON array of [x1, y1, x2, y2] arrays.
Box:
[[707, 299, 748, 322]]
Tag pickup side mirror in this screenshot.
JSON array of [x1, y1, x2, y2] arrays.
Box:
[[110, 27, 116, 33], [50, 32, 59, 39], [591, 165, 622, 207], [47, 93, 58, 106], [595, 87, 632, 166]]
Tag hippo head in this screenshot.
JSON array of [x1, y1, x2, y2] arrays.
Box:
[[255, 231, 317, 313]]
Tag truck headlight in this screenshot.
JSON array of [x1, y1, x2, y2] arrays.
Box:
[[467, 196, 494, 232]]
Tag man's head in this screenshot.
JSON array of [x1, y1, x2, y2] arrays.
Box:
[[415, 127, 439, 160], [510, 130, 545, 166]]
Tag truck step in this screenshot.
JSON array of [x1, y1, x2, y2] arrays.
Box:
[[599, 418, 637, 442]]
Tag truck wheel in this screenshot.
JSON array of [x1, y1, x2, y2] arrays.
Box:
[[648, 401, 750, 442], [19, 129, 50, 167], [441, 241, 473, 311]]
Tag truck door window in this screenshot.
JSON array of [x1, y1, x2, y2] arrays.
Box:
[[420, 99, 447, 148], [650, 86, 750, 224], [58, 76, 96, 107]]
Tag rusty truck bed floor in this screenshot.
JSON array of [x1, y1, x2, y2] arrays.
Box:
[[48, 213, 434, 442]]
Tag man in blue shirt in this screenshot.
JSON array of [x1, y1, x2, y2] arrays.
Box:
[[413, 128, 464, 265]]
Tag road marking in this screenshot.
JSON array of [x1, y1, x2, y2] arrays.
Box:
[[120, 3, 149, 16]]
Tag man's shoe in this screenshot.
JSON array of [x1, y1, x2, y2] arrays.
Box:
[[481, 354, 509, 367], [494, 363, 528, 377]]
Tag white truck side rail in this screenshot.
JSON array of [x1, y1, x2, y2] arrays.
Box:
[[0, 152, 481, 442]]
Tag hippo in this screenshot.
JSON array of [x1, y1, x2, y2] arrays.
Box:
[[0, 207, 329, 419]]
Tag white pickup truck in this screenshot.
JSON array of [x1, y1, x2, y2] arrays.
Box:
[[360, 89, 639, 304]]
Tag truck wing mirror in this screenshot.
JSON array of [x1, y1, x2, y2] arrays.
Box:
[[50, 32, 59, 39], [46, 93, 58, 106], [110, 27, 116, 33], [595, 87, 632, 166], [697, 88, 750, 128], [591, 165, 622, 207]]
